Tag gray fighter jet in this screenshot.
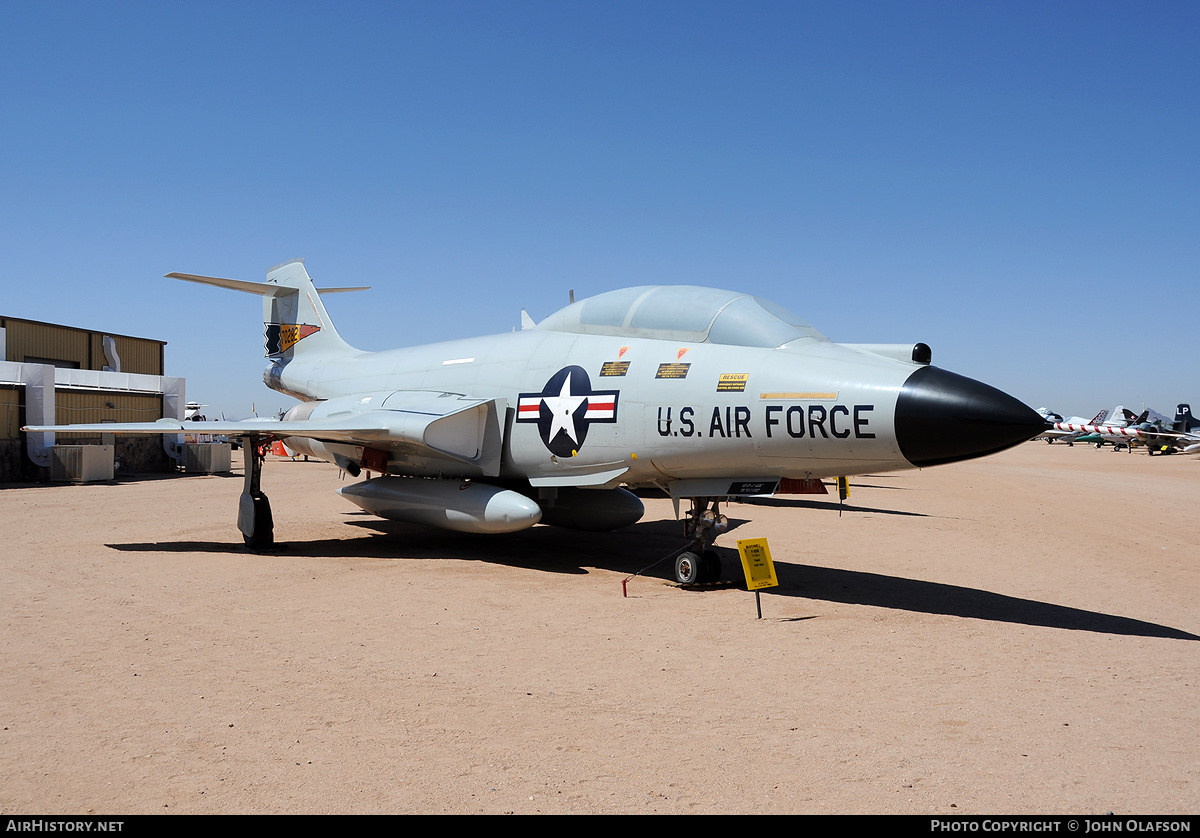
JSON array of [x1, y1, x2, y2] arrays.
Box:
[[25, 259, 1045, 584]]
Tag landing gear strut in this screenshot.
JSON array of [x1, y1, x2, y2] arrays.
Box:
[[674, 497, 728, 585], [238, 435, 274, 550]]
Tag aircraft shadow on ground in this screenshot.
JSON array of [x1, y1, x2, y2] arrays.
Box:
[[772, 563, 1198, 640], [106, 514, 698, 577], [733, 498, 928, 516], [107, 514, 1196, 641]]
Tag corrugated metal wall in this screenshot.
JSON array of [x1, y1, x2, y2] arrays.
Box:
[[54, 391, 164, 427], [0, 388, 163, 441], [2, 317, 164, 375], [0, 386, 20, 440], [88, 332, 163, 375], [5, 320, 90, 368]]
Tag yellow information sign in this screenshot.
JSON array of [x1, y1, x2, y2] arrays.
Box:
[[736, 537, 778, 590]]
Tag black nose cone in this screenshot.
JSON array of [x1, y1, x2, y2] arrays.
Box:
[[895, 366, 1045, 467]]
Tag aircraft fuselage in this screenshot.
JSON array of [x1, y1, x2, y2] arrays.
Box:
[[274, 327, 1036, 489]]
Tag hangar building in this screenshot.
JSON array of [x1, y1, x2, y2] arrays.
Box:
[[0, 315, 185, 482]]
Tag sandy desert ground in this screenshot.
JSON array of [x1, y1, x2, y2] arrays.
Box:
[[1, 440, 1197, 814]]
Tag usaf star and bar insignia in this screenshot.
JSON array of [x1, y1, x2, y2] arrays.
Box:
[[517, 366, 620, 457]]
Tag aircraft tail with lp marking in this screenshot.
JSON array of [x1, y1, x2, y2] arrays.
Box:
[[1173, 404, 1197, 434], [166, 259, 368, 400]]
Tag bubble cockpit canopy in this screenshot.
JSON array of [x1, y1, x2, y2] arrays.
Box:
[[536, 286, 827, 349]]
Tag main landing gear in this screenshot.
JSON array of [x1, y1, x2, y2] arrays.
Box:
[[674, 497, 729, 586], [237, 435, 274, 550]]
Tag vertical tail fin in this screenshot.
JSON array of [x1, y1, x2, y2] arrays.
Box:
[[167, 260, 368, 400], [261, 260, 357, 360]]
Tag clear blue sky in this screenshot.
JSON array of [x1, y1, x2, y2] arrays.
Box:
[[3, 2, 1196, 420]]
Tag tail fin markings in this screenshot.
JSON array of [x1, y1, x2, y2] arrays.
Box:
[[166, 259, 368, 360], [1174, 404, 1197, 432]]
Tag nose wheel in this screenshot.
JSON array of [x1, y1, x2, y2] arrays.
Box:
[[674, 548, 723, 586]]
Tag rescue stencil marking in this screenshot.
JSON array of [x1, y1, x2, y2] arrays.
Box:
[[717, 373, 749, 392]]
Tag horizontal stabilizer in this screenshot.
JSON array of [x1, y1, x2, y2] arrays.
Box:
[[166, 272, 370, 297]]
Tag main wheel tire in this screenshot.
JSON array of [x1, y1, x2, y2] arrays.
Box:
[[701, 549, 722, 583], [243, 495, 274, 550]]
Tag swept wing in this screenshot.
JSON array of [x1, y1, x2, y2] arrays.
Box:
[[25, 392, 506, 476]]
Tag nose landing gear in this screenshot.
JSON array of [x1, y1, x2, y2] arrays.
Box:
[[674, 497, 728, 585]]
